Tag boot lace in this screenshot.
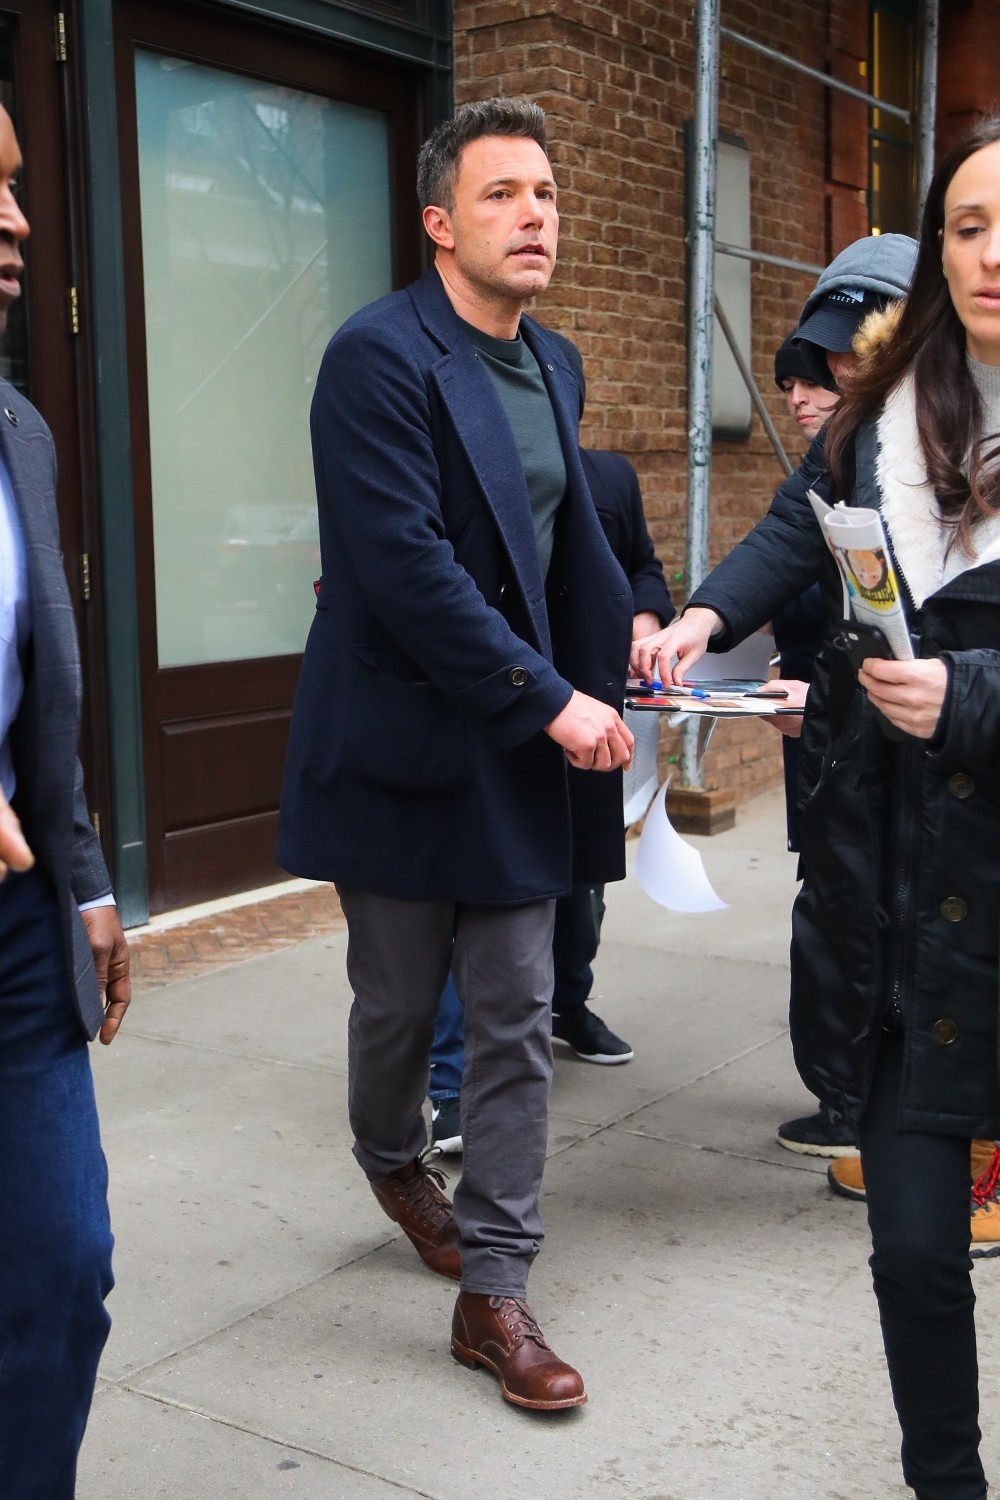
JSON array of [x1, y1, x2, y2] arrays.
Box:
[[390, 1147, 452, 1230], [488, 1297, 552, 1350], [972, 1145, 1000, 1208]]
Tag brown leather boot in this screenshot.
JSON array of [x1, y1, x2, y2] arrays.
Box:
[[451, 1292, 587, 1410], [369, 1155, 461, 1280]]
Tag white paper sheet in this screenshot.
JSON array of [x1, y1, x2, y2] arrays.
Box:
[[634, 779, 728, 913], [622, 708, 660, 827]]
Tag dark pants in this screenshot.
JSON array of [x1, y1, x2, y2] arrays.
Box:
[[859, 1033, 987, 1500], [428, 883, 605, 1103], [0, 867, 114, 1500]]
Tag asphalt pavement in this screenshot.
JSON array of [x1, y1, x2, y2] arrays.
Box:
[[77, 785, 1000, 1499]]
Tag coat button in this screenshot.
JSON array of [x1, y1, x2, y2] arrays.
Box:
[[509, 667, 528, 687], [939, 896, 968, 922], [3, 406, 17, 426], [931, 1018, 960, 1045], [947, 772, 975, 799]]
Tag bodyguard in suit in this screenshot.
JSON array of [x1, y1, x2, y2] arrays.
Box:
[[0, 104, 131, 1496], [278, 97, 633, 1410]]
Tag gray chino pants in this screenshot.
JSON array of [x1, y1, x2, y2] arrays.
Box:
[[337, 886, 555, 1296]]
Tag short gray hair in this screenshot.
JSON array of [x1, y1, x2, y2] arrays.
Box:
[[416, 97, 549, 212]]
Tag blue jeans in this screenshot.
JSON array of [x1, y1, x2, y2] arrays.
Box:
[[429, 885, 605, 1103], [0, 868, 114, 1499]]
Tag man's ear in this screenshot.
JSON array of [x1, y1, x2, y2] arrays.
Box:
[[423, 204, 455, 252]]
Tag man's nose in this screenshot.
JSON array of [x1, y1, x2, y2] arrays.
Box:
[[0, 189, 29, 242]]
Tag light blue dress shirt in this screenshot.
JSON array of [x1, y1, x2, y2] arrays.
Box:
[[0, 446, 114, 910], [0, 445, 28, 802]]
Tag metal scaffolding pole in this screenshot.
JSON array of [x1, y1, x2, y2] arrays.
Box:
[[714, 296, 793, 477], [917, 0, 940, 221], [682, 0, 721, 790], [681, 5, 938, 800], [721, 26, 912, 122]]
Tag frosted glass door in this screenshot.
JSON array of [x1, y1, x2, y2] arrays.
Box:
[[135, 52, 392, 666]]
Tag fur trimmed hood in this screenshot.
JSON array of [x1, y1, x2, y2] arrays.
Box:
[[853, 300, 905, 364]]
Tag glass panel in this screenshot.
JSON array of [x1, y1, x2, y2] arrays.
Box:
[[869, 8, 916, 236], [0, 17, 27, 395], [871, 137, 916, 237], [134, 52, 392, 667]]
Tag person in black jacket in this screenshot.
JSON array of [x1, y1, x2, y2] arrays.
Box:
[[633, 116, 1000, 1500], [430, 447, 674, 1151]]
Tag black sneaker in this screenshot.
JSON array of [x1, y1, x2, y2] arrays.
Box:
[[431, 1096, 463, 1154], [551, 1004, 634, 1065], [776, 1104, 857, 1158]]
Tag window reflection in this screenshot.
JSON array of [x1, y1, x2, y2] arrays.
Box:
[[135, 53, 392, 666]]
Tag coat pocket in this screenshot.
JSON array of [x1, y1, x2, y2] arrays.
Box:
[[340, 653, 470, 795]]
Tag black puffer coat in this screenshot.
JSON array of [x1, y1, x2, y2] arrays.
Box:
[[689, 417, 1000, 1138]]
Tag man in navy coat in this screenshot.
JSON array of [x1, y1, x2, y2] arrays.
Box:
[[0, 104, 131, 1495], [278, 97, 633, 1410]]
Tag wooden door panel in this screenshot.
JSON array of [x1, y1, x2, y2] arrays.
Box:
[[163, 812, 282, 911], [160, 709, 293, 831]]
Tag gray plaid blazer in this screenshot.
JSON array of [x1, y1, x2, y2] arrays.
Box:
[[3, 377, 111, 1038]]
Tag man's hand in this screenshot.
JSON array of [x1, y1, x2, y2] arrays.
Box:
[[759, 678, 809, 738], [81, 906, 132, 1044], [858, 656, 948, 740], [630, 607, 723, 684], [545, 691, 634, 771], [0, 791, 33, 881], [631, 610, 663, 642]]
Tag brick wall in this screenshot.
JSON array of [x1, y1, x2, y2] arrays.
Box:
[[453, 0, 840, 805], [450, 2, 1000, 809], [938, 0, 1000, 153]]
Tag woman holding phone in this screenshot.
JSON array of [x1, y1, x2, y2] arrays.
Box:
[[634, 116, 1000, 1500]]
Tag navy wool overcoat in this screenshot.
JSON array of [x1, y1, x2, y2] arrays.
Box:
[[277, 269, 632, 904]]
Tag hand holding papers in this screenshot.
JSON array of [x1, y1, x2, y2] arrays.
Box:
[[625, 631, 801, 721]]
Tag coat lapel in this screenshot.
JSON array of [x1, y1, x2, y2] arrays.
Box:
[[409, 272, 550, 622], [0, 403, 49, 556], [0, 389, 78, 703]]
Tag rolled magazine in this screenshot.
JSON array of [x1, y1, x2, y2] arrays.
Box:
[[807, 491, 914, 660]]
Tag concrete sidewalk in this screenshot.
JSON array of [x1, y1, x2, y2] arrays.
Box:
[[79, 787, 1000, 1499]]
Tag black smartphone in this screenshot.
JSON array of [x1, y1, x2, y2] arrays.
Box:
[[837, 621, 909, 741], [838, 621, 895, 673]]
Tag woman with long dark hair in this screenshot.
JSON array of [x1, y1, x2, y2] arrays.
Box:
[[633, 115, 1000, 1499]]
